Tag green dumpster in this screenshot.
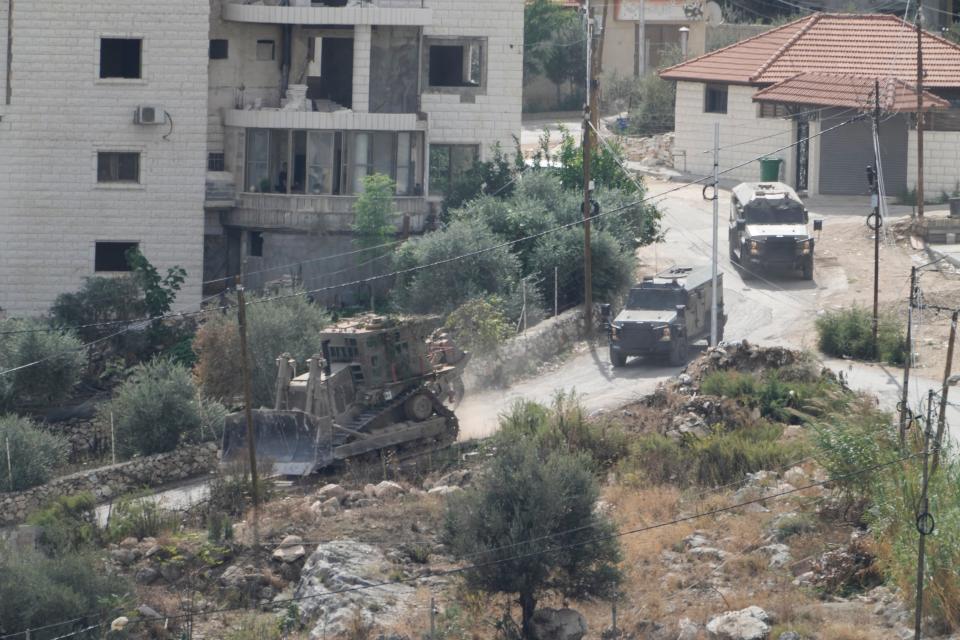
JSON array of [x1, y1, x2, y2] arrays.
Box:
[[759, 158, 782, 182]]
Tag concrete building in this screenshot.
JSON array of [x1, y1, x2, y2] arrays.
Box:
[[0, 0, 523, 315], [602, 0, 706, 78], [661, 13, 960, 197]]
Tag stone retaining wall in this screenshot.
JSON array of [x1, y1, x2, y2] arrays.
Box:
[[0, 442, 218, 526], [463, 307, 587, 391]]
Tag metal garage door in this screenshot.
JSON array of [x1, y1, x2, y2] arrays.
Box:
[[818, 108, 908, 196]]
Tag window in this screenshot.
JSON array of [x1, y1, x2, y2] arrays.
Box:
[[95, 242, 138, 272], [99, 38, 142, 79], [97, 152, 140, 183], [209, 39, 229, 60], [759, 102, 789, 119], [425, 38, 484, 89], [207, 152, 225, 171], [428, 144, 478, 197], [256, 40, 275, 61], [249, 231, 264, 258], [704, 84, 728, 114]]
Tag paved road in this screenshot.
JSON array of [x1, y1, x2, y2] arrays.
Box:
[[457, 179, 958, 440]]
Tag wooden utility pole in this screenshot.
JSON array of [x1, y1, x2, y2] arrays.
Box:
[[931, 309, 957, 473], [899, 266, 917, 448], [871, 80, 882, 357], [914, 388, 935, 640], [582, 0, 595, 328], [916, 0, 925, 217], [236, 276, 260, 509]]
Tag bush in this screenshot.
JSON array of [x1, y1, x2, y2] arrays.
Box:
[[28, 493, 99, 554], [353, 173, 397, 250], [528, 227, 636, 311], [208, 457, 275, 517], [49, 276, 146, 341], [0, 319, 84, 410], [444, 297, 513, 354], [392, 219, 523, 315], [106, 358, 202, 457], [106, 493, 178, 542], [815, 306, 906, 365], [0, 414, 69, 491], [194, 293, 329, 408], [0, 549, 130, 640]]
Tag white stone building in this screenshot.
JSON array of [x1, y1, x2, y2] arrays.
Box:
[[0, 0, 523, 315], [661, 13, 960, 198]]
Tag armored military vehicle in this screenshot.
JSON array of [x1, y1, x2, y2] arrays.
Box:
[[728, 182, 822, 280], [221, 316, 469, 476], [604, 266, 724, 367]]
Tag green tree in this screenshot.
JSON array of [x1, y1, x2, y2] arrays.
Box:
[[353, 173, 397, 250], [444, 143, 519, 214], [444, 296, 513, 354], [0, 414, 68, 491], [0, 319, 84, 410], [523, 0, 571, 81], [443, 439, 621, 637], [125, 247, 187, 320]]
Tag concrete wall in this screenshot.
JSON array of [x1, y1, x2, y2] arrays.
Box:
[[0, 0, 208, 316], [673, 81, 795, 187], [420, 0, 523, 161], [0, 443, 217, 526], [603, 19, 706, 78], [907, 129, 960, 196]]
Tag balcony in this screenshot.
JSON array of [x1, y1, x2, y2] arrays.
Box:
[[222, 1, 432, 26], [225, 193, 430, 233], [224, 109, 425, 132]]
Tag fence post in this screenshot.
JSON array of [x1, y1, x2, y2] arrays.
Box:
[[110, 411, 116, 465], [430, 596, 436, 639], [5, 437, 12, 491], [554, 266, 559, 318]]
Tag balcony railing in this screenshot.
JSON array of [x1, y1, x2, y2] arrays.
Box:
[[222, 1, 432, 25], [224, 109, 424, 132], [226, 193, 430, 233]]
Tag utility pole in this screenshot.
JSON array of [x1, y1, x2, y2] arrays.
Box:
[[582, 0, 595, 329], [931, 309, 957, 473], [871, 80, 882, 357], [900, 266, 917, 448], [710, 123, 719, 347], [916, 0, 925, 217], [236, 276, 260, 509], [914, 388, 935, 640]]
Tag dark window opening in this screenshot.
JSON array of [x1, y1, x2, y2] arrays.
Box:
[[428, 144, 478, 196], [97, 152, 140, 183], [704, 84, 728, 114], [427, 41, 483, 88], [100, 38, 142, 79], [256, 40, 275, 61], [249, 231, 264, 258], [95, 242, 138, 272], [209, 39, 229, 60], [307, 37, 353, 109], [208, 152, 225, 171]]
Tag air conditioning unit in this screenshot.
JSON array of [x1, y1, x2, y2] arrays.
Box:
[[134, 105, 165, 125]]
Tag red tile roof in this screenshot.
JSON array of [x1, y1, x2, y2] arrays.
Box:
[[752, 72, 951, 111], [660, 13, 960, 88]]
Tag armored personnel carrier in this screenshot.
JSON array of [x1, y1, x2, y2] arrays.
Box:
[[603, 266, 724, 367], [221, 316, 469, 476]]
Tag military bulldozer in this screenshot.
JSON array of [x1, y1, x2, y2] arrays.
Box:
[[221, 316, 469, 476]]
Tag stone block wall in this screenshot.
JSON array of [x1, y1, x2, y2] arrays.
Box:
[[907, 129, 960, 195], [0, 442, 217, 526]]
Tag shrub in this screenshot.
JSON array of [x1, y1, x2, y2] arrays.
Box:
[[106, 358, 201, 457], [106, 493, 178, 542], [352, 173, 397, 250], [443, 439, 621, 636], [815, 306, 906, 365], [0, 549, 130, 640], [28, 493, 99, 554], [444, 296, 513, 354], [49, 276, 146, 341], [528, 227, 636, 311], [392, 219, 523, 315], [208, 457, 275, 517], [0, 320, 84, 410], [194, 293, 329, 407], [0, 414, 69, 491]]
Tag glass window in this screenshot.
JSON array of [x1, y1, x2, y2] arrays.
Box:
[[291, 131, 307, 194], [209, 39, 229, 60], [704, 84, 728, 114], [371, 132, 394, 179], [97, 152, 140, 183], [100, 38, 142, 79], [269, 131, 289, 194], [428, 144, 478, 197], [307, 131, 335, 195], [245, 129, 270, 192], [351, 132, 370, 194], [396, 133, 411, 195]]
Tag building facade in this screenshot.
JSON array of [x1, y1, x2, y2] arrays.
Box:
[[0, 0, 523, 315]]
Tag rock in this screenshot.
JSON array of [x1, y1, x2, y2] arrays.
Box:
[[427, 485, 462, 496], [678, 373, 693, 386], [689, 546, 727, 562], [137, 605, 162, 620], [706, 606, 771, 640], [159, 561, 182, 582], [110, 617, 129, 632], [758, 544, 792, 568], [110, 548, 138, 565], [321, 496, 341, 515], [684, 533, 711, 549], [272, 535, 306, 563], [678, 617, 701, 640], [309, 500, 323, 517], [373, 481, 404, 500], [144, 544, 164, 559], [363, 483, 377, 498], [777, 632, 801, 640], [120, 536, 139, 548], [355, 498, 379, 508], [782, 466, 807, 486], [220, 564, 270, 590], [345, 490, 364, 503], [135, 567, 160, 585], [529, 607, 588, 640], [317, 483, 346, 503]]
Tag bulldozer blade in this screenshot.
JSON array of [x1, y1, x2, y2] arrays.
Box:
[[221, 409, 333, 476]]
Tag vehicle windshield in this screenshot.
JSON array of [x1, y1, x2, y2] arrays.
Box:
[[626, 287, 686, 310], [742, 197, 806, 225]]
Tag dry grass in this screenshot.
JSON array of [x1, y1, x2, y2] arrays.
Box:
[[818, 622, 876, 639]]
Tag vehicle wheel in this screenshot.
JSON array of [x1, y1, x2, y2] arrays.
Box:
[[669, 337, 688, 366], [609, 347, 627, 368], [802, 257, 814, 280], [404, 393, 434, 422]]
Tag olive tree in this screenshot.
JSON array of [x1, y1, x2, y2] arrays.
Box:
[[443, 439, 621, 637], [0, 414, 68, 491]]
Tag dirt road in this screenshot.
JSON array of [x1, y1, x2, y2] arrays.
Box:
[[458, 178, 959, 440]]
